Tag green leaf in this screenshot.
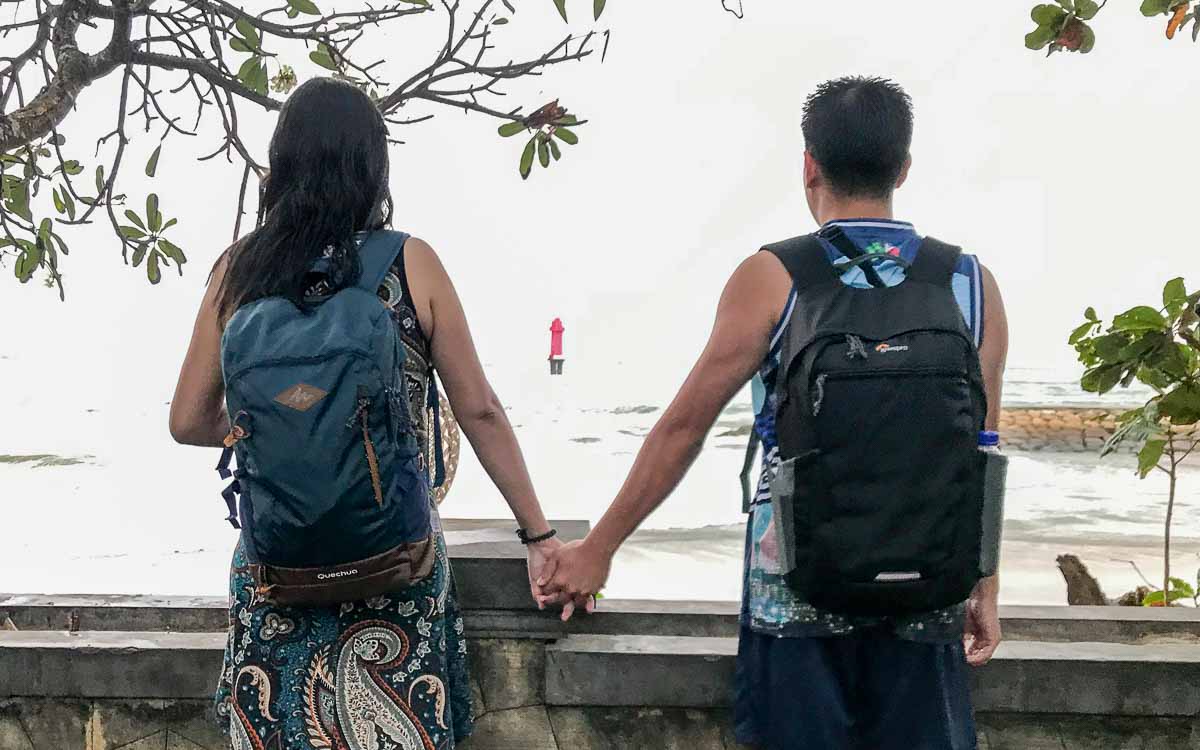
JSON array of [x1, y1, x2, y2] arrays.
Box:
[[62, 159, 83, 176], [519, 137, 537, 180], [1075, 0, 1100, 19], [493, 17, 509, 25], [161, 217, 178, 232], [235, 18, 260, 50], [158, 239, 188, 274], [538, 138, 550, 168], [498, 121, 527, 137], [1085, 306, 1098, 322], [237, 56, 259, 85], [1026, 23, 1059, 50], [1159, 383, 1200, 425], [1091, 333, 1131, 363], [553, 0, 568, 22], [146, 193, 162, 233], [286, 6, 299, 17], [1068, 320, 1098, 345], [145, 144, 161, 178], [1112, 306, 1167, 332], [1169, 577, 1196, 598], [52, 188, 65, 214], [7, 182, 32, 221], [1163, 277, 1187, 311], [554, 114, 579, 126], [1137, 439, 1165, 478], [552, 127, 579, 145], [123, 209, 146, 231], [229, 37, 252, 53], [252, 62, 269, 95], [1031, 4, 1067, 26], [1142, 590, 1166, 606], [549, 139, 562, 161], [14, 242, 41, 282], [288, 0, 321, 15], [594, 0, 606, 20], [49, 133, 66, 146], [1081, 363, 1124, 394], [1141, 0, 1173, 15], [131, 242, 148, 267], [95, 164, 106, 193], [1078, 22, 1095, 53], [147, 250, 162, 284], [119, 225, 146, 240], [38, 218, 52, 249], [310, 50, 337, 71]]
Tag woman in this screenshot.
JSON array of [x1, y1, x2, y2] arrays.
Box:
[[169, 77, 561, 749]]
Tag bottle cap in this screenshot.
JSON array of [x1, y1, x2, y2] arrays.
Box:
[[978, 430, 1000, 447]]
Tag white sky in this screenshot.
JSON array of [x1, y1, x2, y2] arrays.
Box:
[[2, 0, 1198, 420]]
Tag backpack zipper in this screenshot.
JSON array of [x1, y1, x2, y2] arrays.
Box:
[[810, 367, 969, 417], [352, 385, 385, 508]]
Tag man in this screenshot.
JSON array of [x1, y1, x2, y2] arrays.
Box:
[[538, 76, 1008, 749]]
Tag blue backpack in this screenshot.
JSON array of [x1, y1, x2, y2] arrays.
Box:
[[216, 230, 434, 606]]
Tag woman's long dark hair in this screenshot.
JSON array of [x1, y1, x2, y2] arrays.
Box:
[[216, 77, 393, 320]]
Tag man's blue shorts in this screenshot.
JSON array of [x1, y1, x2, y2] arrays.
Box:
[[733, 625, 977, 750]]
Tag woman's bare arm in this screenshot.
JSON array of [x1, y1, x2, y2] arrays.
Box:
[[404, 238, 552, 536], [169, 256, 231, 447]]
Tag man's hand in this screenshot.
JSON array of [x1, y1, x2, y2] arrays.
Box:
[[964, 577, 1001, 666], [537, 538, 610, 621]]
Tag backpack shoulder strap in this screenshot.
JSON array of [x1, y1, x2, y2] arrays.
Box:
[[356, 230, 411, 293], [907, 236, 962, 287], [761, 234, 839, 294]]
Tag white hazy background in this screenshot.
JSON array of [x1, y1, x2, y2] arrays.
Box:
[[1, 1, 1197, 601]]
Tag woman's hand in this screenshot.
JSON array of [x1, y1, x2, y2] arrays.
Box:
[[526, 536, 565, 610]]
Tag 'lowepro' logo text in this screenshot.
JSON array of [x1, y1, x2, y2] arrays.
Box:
[[317, 569, 358, 580], [875, 343, 910, 354]]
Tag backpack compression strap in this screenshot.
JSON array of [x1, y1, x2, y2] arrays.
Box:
[[906, 237, 963, 287], [356, 230, 412, 294]]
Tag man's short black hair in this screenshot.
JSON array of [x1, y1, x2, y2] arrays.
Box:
[[801, 76, 913, 198]]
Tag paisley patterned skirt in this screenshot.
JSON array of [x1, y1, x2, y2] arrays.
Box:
[[214, 510, 474, 749]]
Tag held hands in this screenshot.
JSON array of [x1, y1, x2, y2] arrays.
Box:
[[525, 536, 564, 609], [535, 538, 611, 621]]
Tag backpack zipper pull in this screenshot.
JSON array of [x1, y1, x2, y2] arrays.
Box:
[[846, 334, 870, 360], [812, 374, 828, 416], [354, 385, 385, 508]]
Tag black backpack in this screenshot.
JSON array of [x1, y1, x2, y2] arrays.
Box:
[[765, 231, 988, 617]]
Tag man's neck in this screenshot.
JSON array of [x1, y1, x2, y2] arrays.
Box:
[[814, 195, 894, 226]]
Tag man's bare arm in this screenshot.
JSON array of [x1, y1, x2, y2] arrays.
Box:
[[587, 252, 787, 556], [966, 262, 1008, 666]]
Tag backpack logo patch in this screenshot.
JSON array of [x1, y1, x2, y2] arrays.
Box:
[[274, 383, 329, 412], [875, 343, 910, 354]]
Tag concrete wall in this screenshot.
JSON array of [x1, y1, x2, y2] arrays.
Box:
[[3, 525, 1200, 750]]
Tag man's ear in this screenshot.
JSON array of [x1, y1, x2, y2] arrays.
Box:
[[895, 154, 912, 189], [803, 151, 821, 191]]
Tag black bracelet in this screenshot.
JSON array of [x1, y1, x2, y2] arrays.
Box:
[[516, 527, 557, 545]]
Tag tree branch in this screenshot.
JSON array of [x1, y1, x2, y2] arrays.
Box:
[[130, 50, 280, 110], [0, 0, 134, 151]]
